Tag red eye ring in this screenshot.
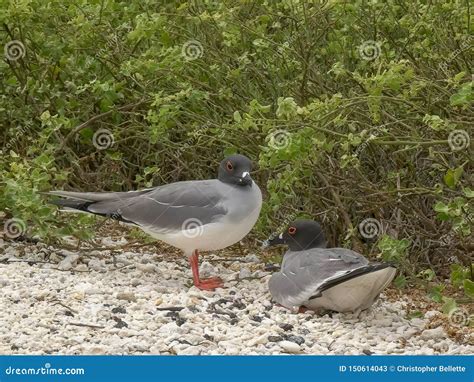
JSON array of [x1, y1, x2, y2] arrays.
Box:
[[288, 227, 297, 235], [226, 161, 234, 171]]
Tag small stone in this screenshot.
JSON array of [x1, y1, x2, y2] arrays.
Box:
[[249, 333, 268, 346], [243, 254, 260, 263], [421, 327, 446, 340], [155, 298, 163, 306], [279, 340, 301, 353], [113, 317, 128, 329], [268, 336, 283, 342], [424, 310, 440, 319], [72, 292, 84, 300], [136, 263, 156, 273], [231, 300, 246, 310], [238, 267, 251, 279], [286, 335, 305, 345], [88, 259, 106, 272], [279, 323, 294, 332], [251, 315, 263, 322], [84, 287, 102, 295], [57, 253, 80, 271], [111, 306, 126, 314], [75, 264, 88, 272], [199, 261, 215, 278], [116, 292, 137, 302]]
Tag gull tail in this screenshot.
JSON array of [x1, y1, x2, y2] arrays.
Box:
[[43, 189, 150, 224]]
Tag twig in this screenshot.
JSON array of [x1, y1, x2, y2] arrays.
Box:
[[50, 299, 78, 314], [56, 100, 148, 153], [68, 322, 105, 329], [156, 307, 185, 312]]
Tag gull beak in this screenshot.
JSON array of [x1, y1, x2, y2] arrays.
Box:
[[262, 232, 286, 249], [239, 171, 252, 186]]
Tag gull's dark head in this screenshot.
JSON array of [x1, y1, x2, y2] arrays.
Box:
[[263, 219, 327, 251], [218, 154, 254, 187]]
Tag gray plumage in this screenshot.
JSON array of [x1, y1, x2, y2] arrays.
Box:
[[269, 248, 370, 309], [46, 155, 262, 255], [265, 220, 396, 312]]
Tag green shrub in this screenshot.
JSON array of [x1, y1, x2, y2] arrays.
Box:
[[1, 1, 472, 293]]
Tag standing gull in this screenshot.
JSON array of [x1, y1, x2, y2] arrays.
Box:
[[263, 219, 396, 313], [46, 154, 262, 290]]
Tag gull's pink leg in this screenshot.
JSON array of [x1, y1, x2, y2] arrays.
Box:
[[189, 250, 223, 291]]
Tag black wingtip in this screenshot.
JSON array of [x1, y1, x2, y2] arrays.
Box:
[[310, 263, 397, 299], [49, 198, 94, 211]]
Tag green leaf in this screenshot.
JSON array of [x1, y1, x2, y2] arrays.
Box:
[[462, 187, 474, 198], [450, 264, 469, 288], [441, 297, 457, 314], [406, 310, 423, 319], [443, 167, 463, 189], [393, 275, 406, 289], [417, 269, 435, 281], [233, 111, 242, 122], [463, 279, 474, 298], [450, 82, 473, 106], [276, 97, 298, 120], [428, 285, 445, 303]]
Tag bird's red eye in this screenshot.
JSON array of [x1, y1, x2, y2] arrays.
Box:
[[288, 227, 297, 235], [226, 161, 233, 171]]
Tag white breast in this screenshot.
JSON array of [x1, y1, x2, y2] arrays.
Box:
[[145, 181, 262, 254]]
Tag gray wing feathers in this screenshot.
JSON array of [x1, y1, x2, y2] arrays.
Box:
[[48, 180, 227, 231], [46, 189, 151, 202], [269, 248, 369, 308]]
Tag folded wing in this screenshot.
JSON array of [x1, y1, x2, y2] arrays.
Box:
[[47, 180, 228, 232]]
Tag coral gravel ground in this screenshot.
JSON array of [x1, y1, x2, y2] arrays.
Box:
[[0, 237, 472, 355]]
